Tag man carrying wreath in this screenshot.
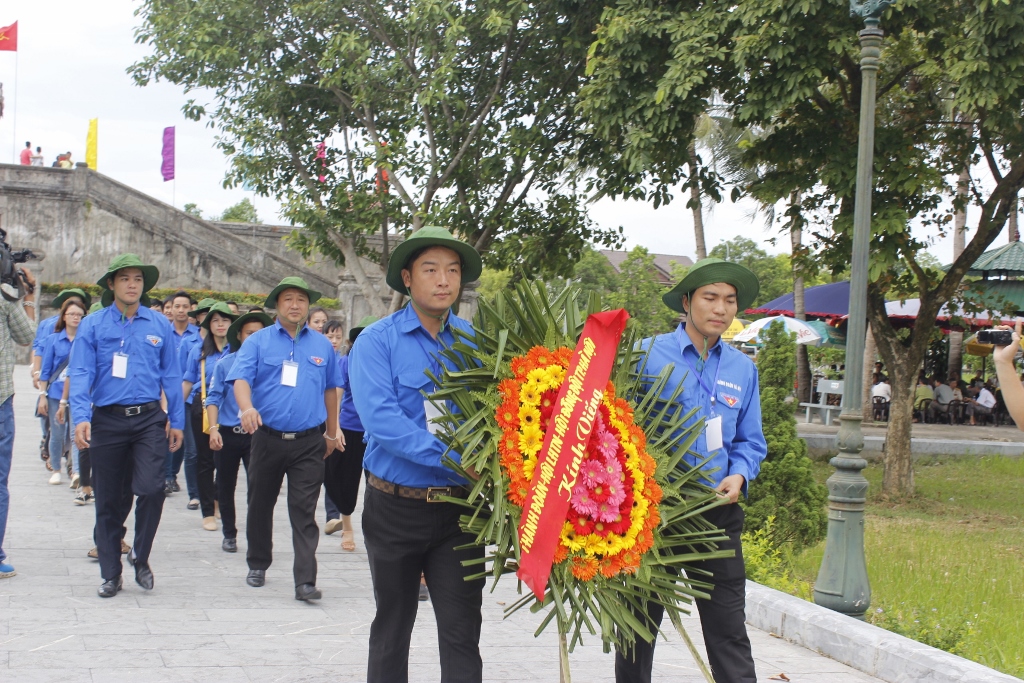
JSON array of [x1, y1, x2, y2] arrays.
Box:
[[349, 226, 486, 683], [616, 258, 768, 683]]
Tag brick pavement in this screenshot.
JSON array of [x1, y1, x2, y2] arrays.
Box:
[[0, 371, 882, 682]]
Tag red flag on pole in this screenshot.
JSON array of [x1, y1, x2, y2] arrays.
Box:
[[0, 22, 17, 52]]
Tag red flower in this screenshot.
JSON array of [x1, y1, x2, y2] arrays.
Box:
[[539, 390, 558, 423], [571, 515, 595, 535]]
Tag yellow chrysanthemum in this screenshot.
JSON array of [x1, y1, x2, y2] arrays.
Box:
[[526, 368, 549, 385], [518, 406, 542, 430], [520, 382, 541, 406]]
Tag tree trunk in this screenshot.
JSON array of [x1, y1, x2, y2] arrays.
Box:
[[687, 141, 707, 260], [1010, 192, 1020, 242], [882, 363, 917, 496], [947, 167, 970, 380], [861, 324, 877, 422], [791, 193, 811, 403]]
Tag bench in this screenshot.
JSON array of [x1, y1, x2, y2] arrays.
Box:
[[800, 379, 844, 425]]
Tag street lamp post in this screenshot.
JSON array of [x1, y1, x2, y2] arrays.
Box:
[[813, 0, 893, 620]]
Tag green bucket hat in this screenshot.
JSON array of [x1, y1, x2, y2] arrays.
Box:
[[101, 288, 155, 308], [187, 298, 219, 318], [96, 254, 159, 292], [88, 302, 103, 314], [349, 315, 379, 342], [200, 302, 239, 331], [385, 226, 482, 293], [662, 258, 760, 314], [52, 288, 92, 310], [265, 277, 321, 309], [226, 311, 274, 352]]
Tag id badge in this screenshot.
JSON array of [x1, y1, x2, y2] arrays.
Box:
[[281, 360, 299, 387], [112, 352, 128, 379], [705, 415, 723, 452], [424, 399, 445, 435]]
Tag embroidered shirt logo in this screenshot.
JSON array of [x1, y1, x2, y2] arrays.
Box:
[[720, 393, 740, 408], [310, 356, 324, 365], [146, 335, 162, 346]]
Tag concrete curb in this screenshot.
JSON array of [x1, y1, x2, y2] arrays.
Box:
[[745, 581, 1022, 683], [799, 433, 1024, 459]]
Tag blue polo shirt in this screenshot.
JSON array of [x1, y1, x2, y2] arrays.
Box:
[[174, 325, 201, 376], [206, 353, 242, 427], [39, 330, 74, 400], [338, 354, 363, 432], [31, 315, 58, 356], [349, 304, 473, 487], [225, 321, 341, 432], [182, 343, 230, 405], [68, 304, 186, 429], [640, 323, 767, 492]]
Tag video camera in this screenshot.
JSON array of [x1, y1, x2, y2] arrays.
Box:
[[0, 227, 39, 302]]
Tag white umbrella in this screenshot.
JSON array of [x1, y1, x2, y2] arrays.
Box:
[[731, 315, 822, 345]]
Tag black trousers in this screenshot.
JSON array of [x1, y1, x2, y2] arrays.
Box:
[[245, 429, 324, 586], [614, 503, 756, 683], [91, 407, 168, 581], [324, 429, 366, 516], [363, 483, 485, 683], [79, 447, 91, 488], [216, 429, 251, 540], [191, 401, 217, 517]]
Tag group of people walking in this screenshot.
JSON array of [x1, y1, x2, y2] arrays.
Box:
[[8, 226, 772, 683]]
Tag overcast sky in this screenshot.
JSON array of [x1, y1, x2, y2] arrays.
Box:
[[0, 1, 1005, 267]]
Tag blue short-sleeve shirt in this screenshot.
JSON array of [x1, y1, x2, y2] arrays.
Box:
[[39, 330, 74, 401]]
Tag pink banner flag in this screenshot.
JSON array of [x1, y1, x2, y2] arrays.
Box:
[[161, 127, 175, 181]]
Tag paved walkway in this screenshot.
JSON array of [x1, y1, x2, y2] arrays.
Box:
[[1, 371, 882, 682], [798, 419, 1024, 442]]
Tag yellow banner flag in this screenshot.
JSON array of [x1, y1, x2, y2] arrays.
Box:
[[85, 119, 98, 170]]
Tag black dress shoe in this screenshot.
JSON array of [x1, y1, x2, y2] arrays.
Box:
[[171, 479, 180, 492], [126, 548, 136, 566], [295, 583, 322, 601], [135, 563, 154, 590], [98, 577, 123, 598], [246, 569, 265, 587], [164, 481, 174, 496], [222, 538, 237, 553]]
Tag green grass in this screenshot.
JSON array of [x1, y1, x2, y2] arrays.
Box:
[[790, 457, 1024, 677]]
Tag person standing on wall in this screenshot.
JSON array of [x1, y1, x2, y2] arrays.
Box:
[[349, 226, 485, 683], [69, 254, 185, 598], [182, 302, 237, 532], [206, 311, 273, 553], [226, 277, 340, 601], [325, 315, 376, 552]]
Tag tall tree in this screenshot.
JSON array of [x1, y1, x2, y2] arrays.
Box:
[[132, 0, 621, 314], [584, 0, 1024, 496]]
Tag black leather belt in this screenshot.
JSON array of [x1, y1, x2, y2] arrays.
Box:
[[366, 472, 470, 502], [258, 423, 325, 441], [98, 401, 160, 417]]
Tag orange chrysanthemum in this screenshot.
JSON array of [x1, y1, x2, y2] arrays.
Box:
[[598, 555, 621, 578], [613, 398, 634, 423], [497, 379, 520, 400], [553, 543, 570, 564], [496, 401, 520, 430], [570, 556, 599, 582]]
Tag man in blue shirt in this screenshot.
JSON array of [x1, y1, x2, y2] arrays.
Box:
[[69, 254, 185, 598], [227, 277, 340, 601], [165, 294, 208, 501], [206, 311, 273, 553], [350, 226, 485, 683], [615, 258, 767, 683]]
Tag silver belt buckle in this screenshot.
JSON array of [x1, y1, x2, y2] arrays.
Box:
[[124, 406, 142, 417], [233, 426, 246, 435], [426, 487, 451, 503], [282, 432, 296, 440]]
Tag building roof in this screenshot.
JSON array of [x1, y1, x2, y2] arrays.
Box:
[[947, 240, 1024, 277], [600, 250, 694, 285]]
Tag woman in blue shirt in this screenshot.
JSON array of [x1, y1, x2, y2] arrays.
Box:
[[182, 302, 237, 532], [38, 299, 87, 487], [325, 315, 377, 552]]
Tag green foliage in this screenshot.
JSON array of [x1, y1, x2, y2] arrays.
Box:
[[605, 246, 679, 337], [744, 321, 828, 549], [131, 0, 623, 289], [709, 237, 791, 308], [218, 198, 260, 224], [182, 203, 203, 218], [741, 516, 812, 600], [869, 603, 978, 657], [476, 268, 512, 302]]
